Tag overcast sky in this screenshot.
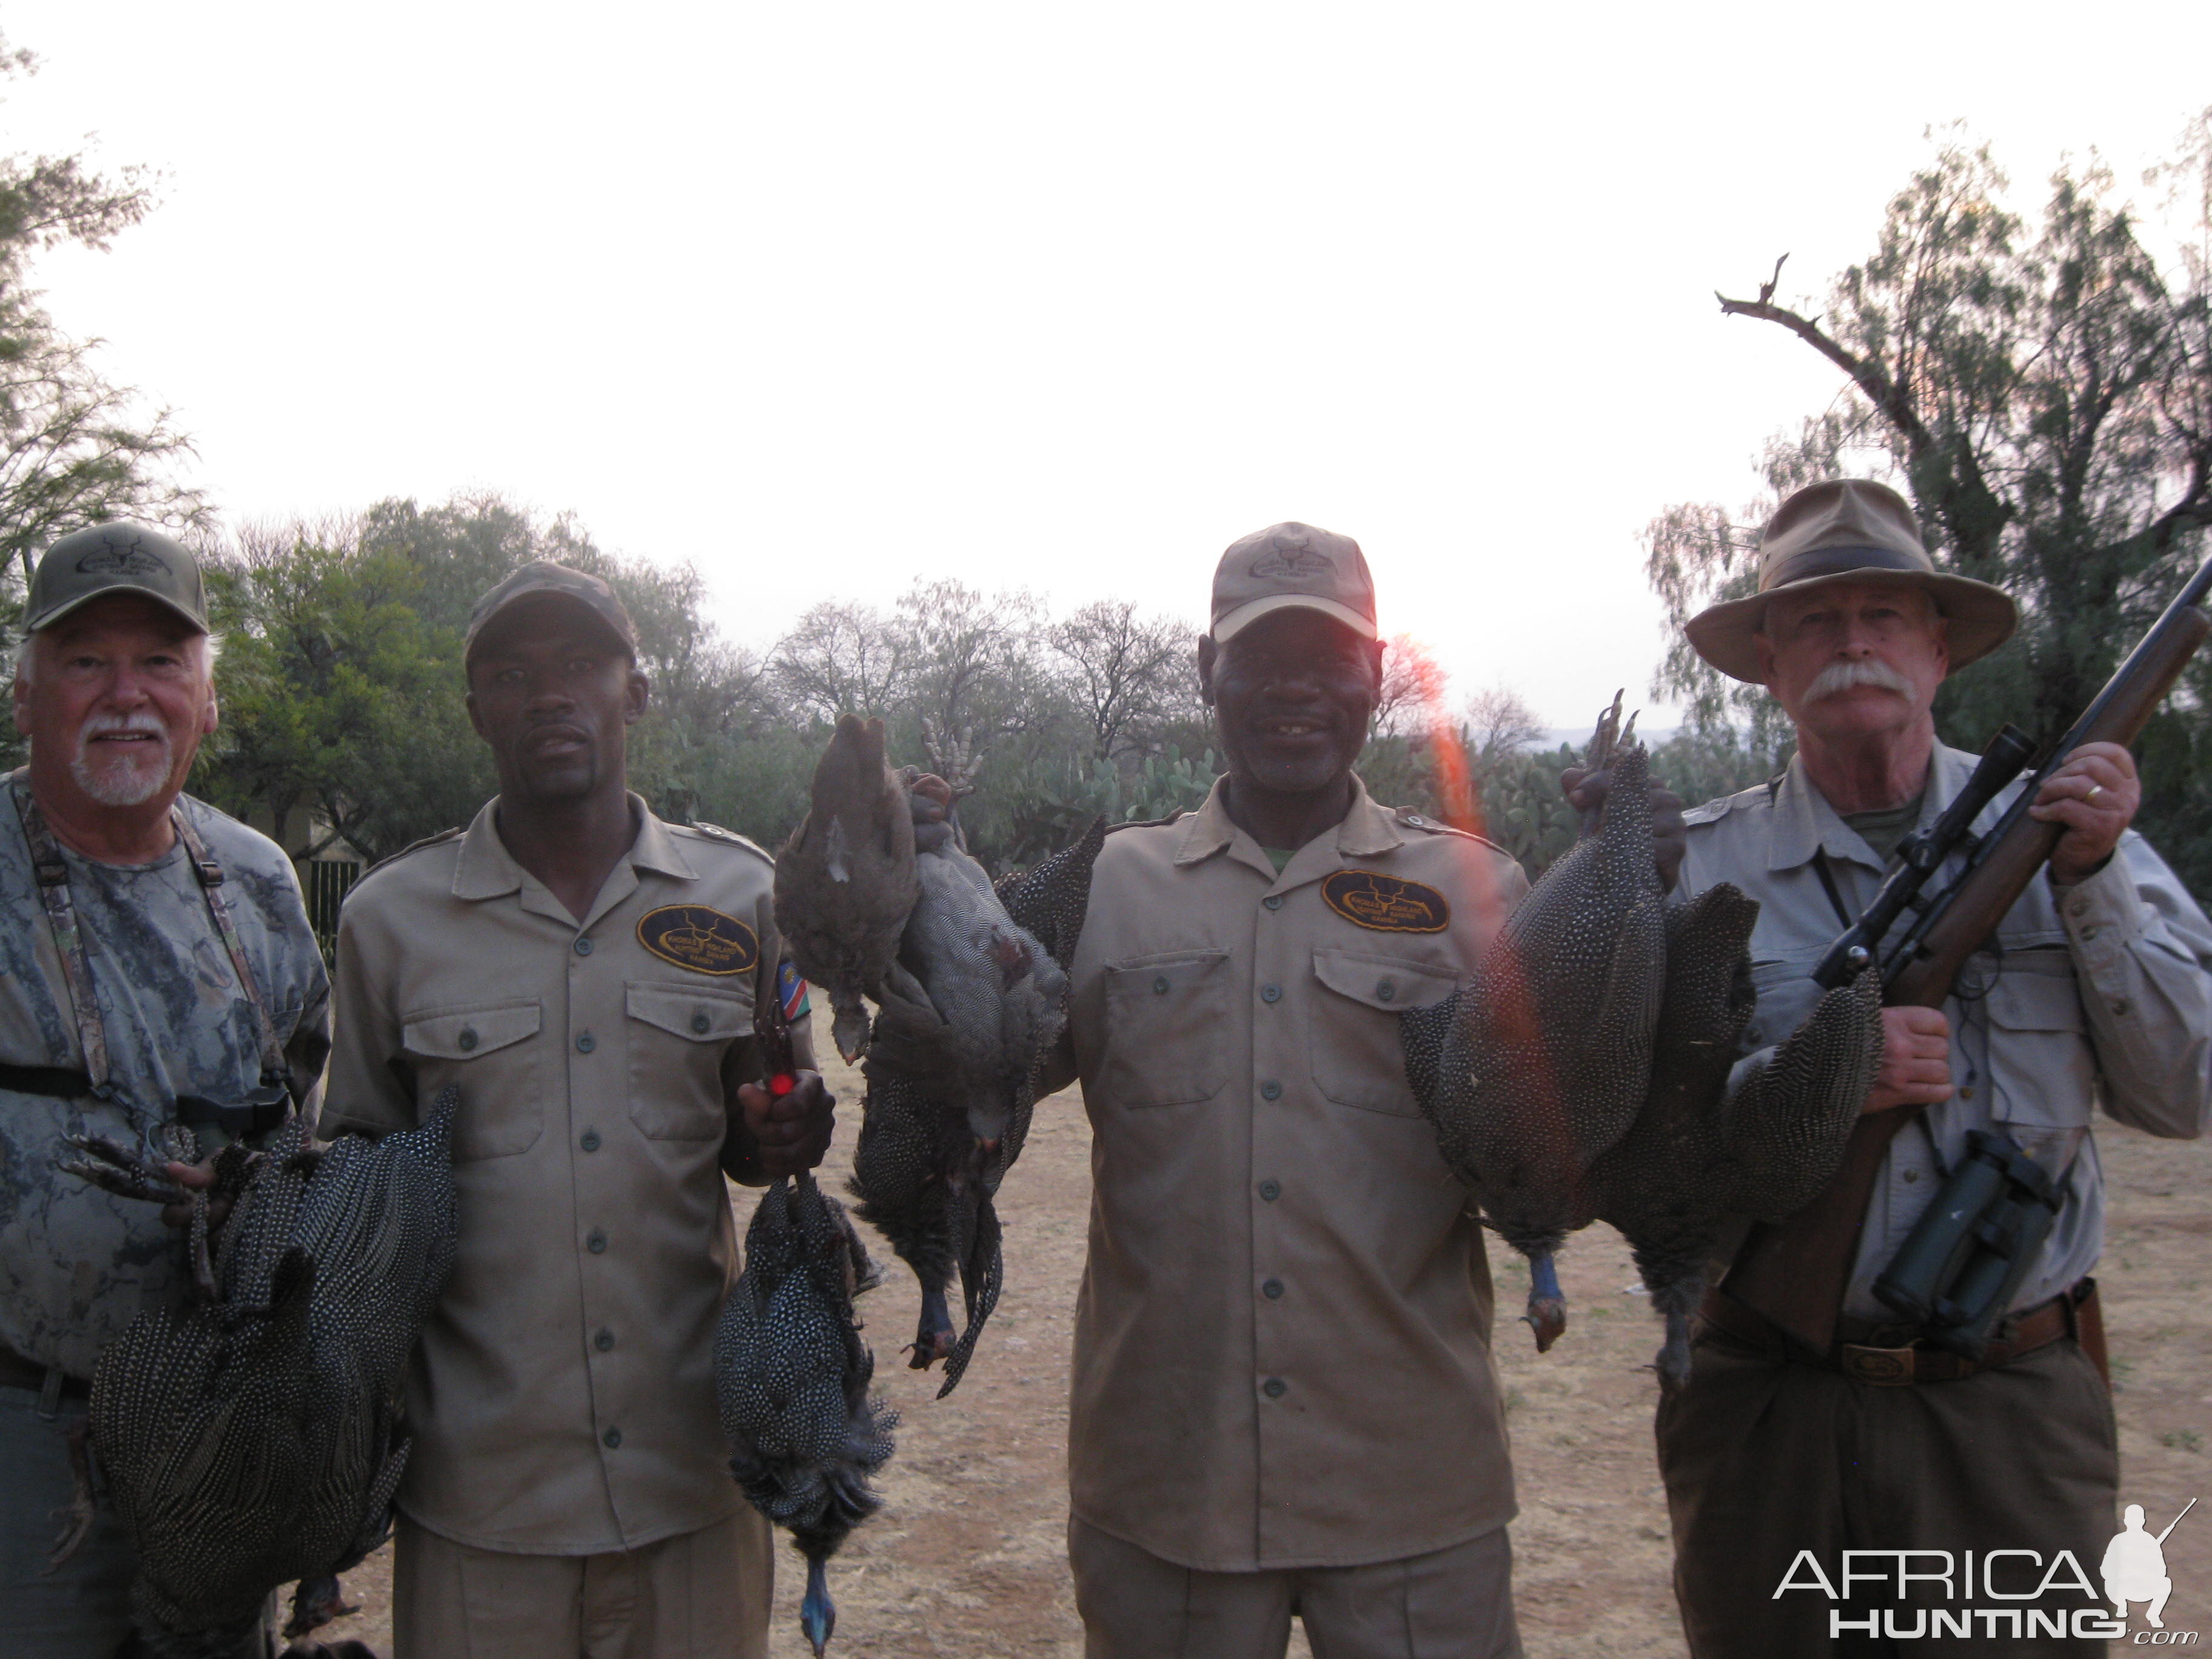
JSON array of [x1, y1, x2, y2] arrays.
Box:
[[4, 2, 2208, 725]]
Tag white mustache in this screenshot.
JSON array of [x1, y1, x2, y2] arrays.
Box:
[[1806, 659, 1917, 702], [79, 712, 169, 743]]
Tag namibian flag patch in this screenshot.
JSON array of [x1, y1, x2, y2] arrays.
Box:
[[776, 959, 811, 1022]]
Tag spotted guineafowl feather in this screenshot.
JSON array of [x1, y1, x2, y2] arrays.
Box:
[[851, 817, 1102, 1395], [1588, 883, 1882, 1389], [86, 1088, 459, 1655], [1403, 697, 1667, 1351], [776, 715, 920, 1064], [716, 1172, 896, 1658]]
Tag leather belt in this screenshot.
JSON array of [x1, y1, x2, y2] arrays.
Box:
[[0, 1342, 90, 1404], [1698, 1281, 2096, 1385]]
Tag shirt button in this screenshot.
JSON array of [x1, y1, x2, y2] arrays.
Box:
[[1261, 1080, 1282, 1101], [1261, 984, 1282, 1004], [576, 1031, 597, 1053], [575, 937, 594, 956], [580, 1130, 602, 1152], [1262, 1279, 1284, 1299], [1376, 980, 1396, 1002], [2081, 926, 2099, 942], [1959, 1086, 1974, 1101], [1407, 814, 1426, 826], [587, 1229, 608, 1254], [1153, 976, 1170, 994], [1263, 895, 1284, 911], [2112, 999, 2131, 1016], [1258, 1179, 1281, 1201], [1902, 1169, 1920, 1184], [603, 1426, 622, 1449], [595, 1328, 614, 1352], [457, 1028, 478, 1052], [691, 1011, 711, 1034], [1745, 1027, 1763, 1045], [1262, 1378, 1287, 1399]]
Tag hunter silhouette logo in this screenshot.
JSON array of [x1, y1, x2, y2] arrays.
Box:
[[2105, 1499, 2196, 1635], [637, 905, 759, 976]]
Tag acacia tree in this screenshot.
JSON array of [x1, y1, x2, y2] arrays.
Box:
[[1045, 598, 1198, 761], [0, 35, 203, 597], [1647, 115, 2212, 887]]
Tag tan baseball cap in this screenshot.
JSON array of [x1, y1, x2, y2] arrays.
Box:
[[1684, 479, 2017, 682], [465, 561, 638, 661], [1210, 522, 1378, 643], [25, 522, 208, 634]]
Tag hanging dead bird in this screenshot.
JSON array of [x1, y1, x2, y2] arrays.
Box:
[[76, 1090, 460, 1657], [1588, 886, 1882, 1388], [774, 713, 920, 1063], [715, 1174, 894, 1658], [852, 808, 1102, 1395], [1401, 694, 1667, 1352], [717, 970, 895, 1658]]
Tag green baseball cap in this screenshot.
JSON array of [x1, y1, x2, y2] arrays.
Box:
[[464, 561, 638, 662], [25, 522, 209, 634]]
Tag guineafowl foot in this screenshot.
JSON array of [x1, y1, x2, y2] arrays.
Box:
[[800, 1554, 837, 1656], [907, 1285, 956, 1369], [44, 1418, 94, 1569], [283, 1574, 359, 1639], [1521, 1250, 1567, 1352], [57, 1133, 184, 1204], [1654, 1307, 1694, 1393]]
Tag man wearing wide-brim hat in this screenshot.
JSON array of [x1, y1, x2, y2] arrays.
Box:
[[1656, 478, 2212, 1655]]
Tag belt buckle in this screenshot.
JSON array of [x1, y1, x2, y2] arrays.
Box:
[[1841, 1342, 1919, 1386]]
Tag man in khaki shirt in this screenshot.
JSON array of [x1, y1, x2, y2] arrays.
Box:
[[322, 564, 834, 1659], [1053, 524, 1681, 1659]]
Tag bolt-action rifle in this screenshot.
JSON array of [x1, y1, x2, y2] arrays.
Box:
[[1723, 549, 2212, 1355]]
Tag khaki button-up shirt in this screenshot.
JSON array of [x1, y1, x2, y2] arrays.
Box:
[[1061, 776, 1527, 1572], [323, 797, 785, 1554], [1681, 748, 2212, 1321]]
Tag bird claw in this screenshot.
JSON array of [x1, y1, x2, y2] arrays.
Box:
[[800, 1554, 837, 1657], [283, 1573, 360, 1640], [58, 1133, 184, 1204], [906, 1287, 956, 1370], [44, 1419, 95, 1571]]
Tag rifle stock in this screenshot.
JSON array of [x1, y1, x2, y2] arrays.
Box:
[[1723, 554, 2212, 1354]]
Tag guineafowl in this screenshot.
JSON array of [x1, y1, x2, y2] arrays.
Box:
[[79, 1090, 460, 1656], [716, 1171, 895, 1658], [775, 714, 920, 1063], [1581, 885, 1882, 1386], [851, 812, 1102, 1395], [1401, 695, 1667, 1350]]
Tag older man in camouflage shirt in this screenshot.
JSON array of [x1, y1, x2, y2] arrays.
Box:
[[0, 524, 330, 1659]]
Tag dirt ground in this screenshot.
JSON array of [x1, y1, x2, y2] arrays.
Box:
[[315, 1009, 2212, 1656]]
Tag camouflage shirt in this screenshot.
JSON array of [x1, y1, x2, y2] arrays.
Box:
[[0, 790, 330, 1379]]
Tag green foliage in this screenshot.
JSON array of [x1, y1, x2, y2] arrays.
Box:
[[1648, 113, 2212, 893]]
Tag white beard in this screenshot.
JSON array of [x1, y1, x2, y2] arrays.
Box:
[[69, 716, 175, 807]]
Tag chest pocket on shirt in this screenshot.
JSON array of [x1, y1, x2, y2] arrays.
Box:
[[1744, 960, 1826, 1056], [1977, 962, 2094, 1129], [1101, 951, 1230, 1108], [626, 981, 752, 1140], [401, 1000, 543, 1161], [1309, 947, 1459, 1117]]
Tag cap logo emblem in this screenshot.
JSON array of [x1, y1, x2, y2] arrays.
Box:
[[75, 546, 170, 578], [1249, 546, 1333, 580], [637, 905, 759, 975], [1321, 870, 1450, 933]]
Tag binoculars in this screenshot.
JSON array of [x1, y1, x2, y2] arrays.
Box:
[[1872, 1129, 2062, 1359]]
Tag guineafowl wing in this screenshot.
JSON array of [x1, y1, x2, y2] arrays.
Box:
[[1726, 966, 1885, 1224]]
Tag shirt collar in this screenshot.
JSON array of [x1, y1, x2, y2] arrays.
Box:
[[1173, 773, 1405, 877], [452, 791, 695, 903], [1769, 748, 1962, 874]]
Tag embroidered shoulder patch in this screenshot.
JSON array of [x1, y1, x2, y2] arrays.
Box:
[[1321, 870, 1450, 933], [637, 905, 759, 975]]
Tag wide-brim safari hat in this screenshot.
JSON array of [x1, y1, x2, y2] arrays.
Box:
[[1684, 479, 2018, 683]]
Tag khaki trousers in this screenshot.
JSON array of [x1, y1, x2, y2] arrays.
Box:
[[1655, 1324, 2118, 1658], [392, 1508, 772, 1659], [1068, 1514, 1524, 1659]]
